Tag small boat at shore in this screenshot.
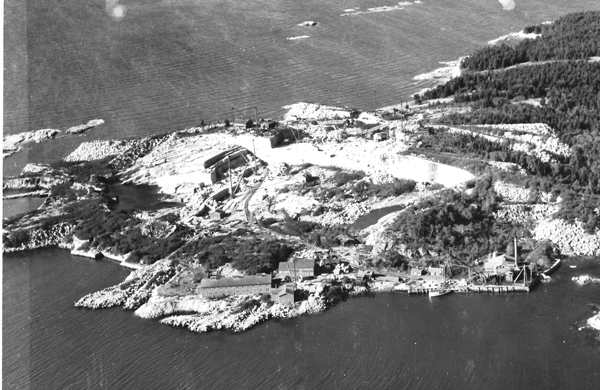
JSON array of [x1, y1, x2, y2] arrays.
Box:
[[429, 287, 452, 297], [429, 260, 452, 297], [543, 259, 561, 276], [540, 273, 552, 283]]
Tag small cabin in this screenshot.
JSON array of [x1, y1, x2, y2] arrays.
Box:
[[271, 285, 294, 305], [278, 259, 315, 280], [428, 267, 443, 277], [233, 119, 254, 129], [262, 120, 279, 130], [270, 128, 299, 148], [410, 267, 424, 276], [373, 132, 389, 142]]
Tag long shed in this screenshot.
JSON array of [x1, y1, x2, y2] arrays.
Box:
[[199, 274, 272, 298]]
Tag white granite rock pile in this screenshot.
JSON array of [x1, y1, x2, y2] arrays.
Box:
[[63, 140, 133, 162], [533, 219, 600, 257]]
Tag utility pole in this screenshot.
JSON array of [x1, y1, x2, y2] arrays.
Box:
[[254, 106, 258, 123], [232, 107, 235, 121], [373, 91, 376, 111], [227, 156, 233, 199]]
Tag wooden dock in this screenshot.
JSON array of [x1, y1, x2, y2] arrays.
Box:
[[467, 285, 529, 293], [402, 284, 530, 295]]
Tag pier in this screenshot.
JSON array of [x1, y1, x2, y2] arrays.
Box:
[[403, 284, 530, 295]]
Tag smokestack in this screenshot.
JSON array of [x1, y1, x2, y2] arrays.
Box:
[[514, 237, 518, 267]]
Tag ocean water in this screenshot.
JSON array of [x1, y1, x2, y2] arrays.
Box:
[[4, 0, 600, 388], [2, 197, 46, 220], [4, 0, 600, 171], [3, 250, 600, 389]]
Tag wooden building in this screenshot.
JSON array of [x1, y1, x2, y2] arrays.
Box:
[[261, 120, 279, 130], [484, 253, 512, 276], [373, 132, 389, 142], [233, 119, 254, 129], [270, 285, 295, 305], [269, 128, 299, 148], [428, 266, 443, 277], [410, 266, 424, 276], [278, 259, 315, 279], [199, 274, 272, 298]]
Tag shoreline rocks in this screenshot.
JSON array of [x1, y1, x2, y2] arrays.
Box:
[[63, 139, 134, 162], [587, 313, 600, 331], [65, 119, 104, 135], [572, 275, 600, 285], [2, 222, 74, 254], [3, 129, 61, 158], [75, 260, 176, 310], [154, 294, 328, 334]]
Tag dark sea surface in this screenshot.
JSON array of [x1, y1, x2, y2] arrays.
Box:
[[4, 0, 600, 388], [349, 204, 405, 230], [106, 183, 180, 212], [2, 197, 46, 220], [3, 250, 600, 389], [4, 0, 600, 171]]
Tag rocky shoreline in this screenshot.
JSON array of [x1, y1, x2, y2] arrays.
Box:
[[2, 222, 74, 254], [75, 260, 176, 310], [70, 247, 145, 270], [3, 98, 599, 337], [3, 129, 61, 158], [587, 313, 600, 331], [572, 275, 600, 286]]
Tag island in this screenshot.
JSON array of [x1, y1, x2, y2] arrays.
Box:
[[3, 11, 600, 334]]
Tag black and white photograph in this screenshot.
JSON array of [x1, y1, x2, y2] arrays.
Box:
[[3, 0, 600, 388]]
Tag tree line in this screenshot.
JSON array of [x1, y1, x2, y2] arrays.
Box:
[[461, 11, 600, 71]]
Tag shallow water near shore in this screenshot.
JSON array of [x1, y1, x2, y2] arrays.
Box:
[[3, 250, 600, 389], [2, 197, 46, 220]]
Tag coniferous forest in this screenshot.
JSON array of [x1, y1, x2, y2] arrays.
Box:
[[395, 11, 600, 261], [423, 11, 600, 198]]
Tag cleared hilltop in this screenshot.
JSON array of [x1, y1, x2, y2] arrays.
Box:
[[3, 11, 600, 333]]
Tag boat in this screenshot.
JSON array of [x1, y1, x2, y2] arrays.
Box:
[[542, 259, 562, 276], [429, 260, 453, 297], [429, 286, 452, 297], [540, 273, 552, 283]]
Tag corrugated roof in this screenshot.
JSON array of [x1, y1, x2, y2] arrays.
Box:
[[200, 274, 271, 289], [278, 259, 315, 271]]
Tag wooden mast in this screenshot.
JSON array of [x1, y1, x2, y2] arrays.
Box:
[[514, 237, 518, 268]]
